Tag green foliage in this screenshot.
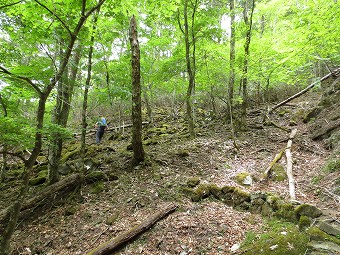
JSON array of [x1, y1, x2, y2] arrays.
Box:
[[0, 117, 35, 148]]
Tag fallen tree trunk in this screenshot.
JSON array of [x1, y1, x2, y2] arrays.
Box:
[[269, 68, 340, 114], [0, 173, 82, 231], [286, 129, 297, 200], [86, 203, 178, 255]]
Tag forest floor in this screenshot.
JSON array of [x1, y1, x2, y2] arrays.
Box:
[[6, 91, 340, 255]]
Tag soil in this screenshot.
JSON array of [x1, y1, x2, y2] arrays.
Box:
[[3, 90, 340, 255]]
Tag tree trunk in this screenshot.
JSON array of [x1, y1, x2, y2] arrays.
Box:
[[86, 204, 177, 255], [182, 0, 198, 138], [228, 0, 235, 106], [81, 10, 100, 173], [0, 94, 8, 181], [129, 15, 145, 166], [240, 0, 255, 128]]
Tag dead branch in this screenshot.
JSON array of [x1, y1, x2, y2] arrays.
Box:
[[268, 68, 340, 114], [286, 128, 297, 200], [86, 203, 177, 255]]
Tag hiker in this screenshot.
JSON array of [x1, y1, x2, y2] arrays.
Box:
[[95, 116, 108, 143]]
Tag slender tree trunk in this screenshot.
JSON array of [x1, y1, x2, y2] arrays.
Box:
[[81, 10, 100, 173], [129, 15, 145, 166], [182, 0, 198, 138], [0, 94, 8, 181], [228, 0, 236, 107], [240, 0, 255, 128]]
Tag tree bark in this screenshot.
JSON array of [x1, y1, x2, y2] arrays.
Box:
[[86, 203, 177, 255], [129, 15, 145, 166]]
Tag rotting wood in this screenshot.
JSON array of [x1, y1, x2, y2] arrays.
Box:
[[268, 68, 340, 114], [86, 203, 177, 255], [286, 128, 297, 200], [262, 149, 285, 180]]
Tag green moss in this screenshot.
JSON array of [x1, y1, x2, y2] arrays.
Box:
[[61, 146, 80, 163], [271, 163, 287, 182], [232, 187, 251, 206], [235, 172, 252, 185], [299, 215, 311, 231], [90, 181, 104, 194], [240, 220, 309, 255], [186, 177, 200, 188], [307, 227, 340, 245], [85, 171, 108, 184], [207, 184, 223, 199], [176, 150, 189, 157], [323, 158, 340, 173], [295, 204, 323, 219], [274, 203, 297, 222], [29, 170, 47, 186]]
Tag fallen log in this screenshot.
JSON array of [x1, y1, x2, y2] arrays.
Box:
[[0, 173, 82, 231], [286, 129, 297, 200], [86, 203, 177, 255], [268, 68, 340, 114]]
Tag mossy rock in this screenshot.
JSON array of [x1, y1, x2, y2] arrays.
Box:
[[29, 170, 47, 186], [274, 203, 297, 222], [207, 184, 223, 199], [271, 163, 287, 182], [232, 187, 251, 206], [235, 172, 253, 186], [307, 227, 340, 245], [143, 138, 158, 145], [299, 215, 312, 231], [266, 195, 283, 211], [240, 220, 309, 255], [303, 107, 322, 123], [186, 177, 200, 188], [176, 150, 190, 157], [90, 181, 105, 194], [295, 204, 323, 219], [61, 146, 81, 163], [194, 184, 210, 201], [85, 171, 108, 184]]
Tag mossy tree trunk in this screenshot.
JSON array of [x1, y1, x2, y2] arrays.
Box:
[[129, 15, 145, 166], [178, 0, 198, 138], [240, 0, 255, 128]]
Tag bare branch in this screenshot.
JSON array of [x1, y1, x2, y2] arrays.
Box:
[[0, 65, 42, 94], [0, 0, 22, 10], [34, 0, 72, 37]]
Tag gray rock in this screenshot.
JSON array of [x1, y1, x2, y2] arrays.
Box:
[[307, 241, 340, 253], [317, 220, 340, 237]]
